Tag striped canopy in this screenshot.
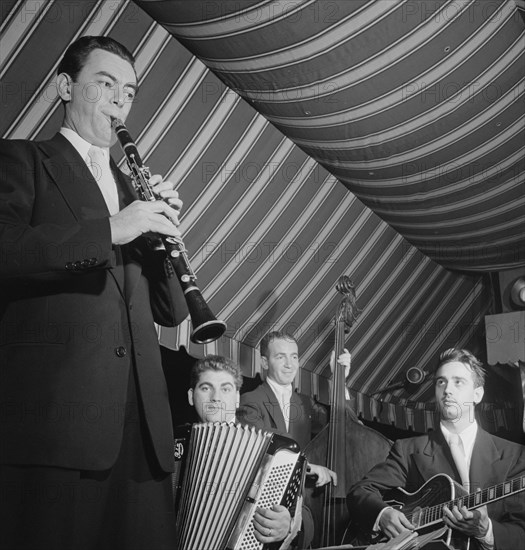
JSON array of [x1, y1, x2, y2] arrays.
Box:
[[1, 0, 524, 432]]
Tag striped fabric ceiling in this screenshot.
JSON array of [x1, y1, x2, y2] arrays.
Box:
[[1, 0, 523, 432]]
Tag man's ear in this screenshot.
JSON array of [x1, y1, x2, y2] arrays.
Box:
[[57, 73, 72, 101], [235, 390, 240, 411], [261, 356, 268, 371], [187, 388, 194, 407], [473, 385, 484, 405]]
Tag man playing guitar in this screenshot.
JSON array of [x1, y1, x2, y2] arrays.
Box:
[[346, 348, 525, 550]]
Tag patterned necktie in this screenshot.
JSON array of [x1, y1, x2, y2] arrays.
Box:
[[449, 433, 469, 488], [87, 146, 119, 214]]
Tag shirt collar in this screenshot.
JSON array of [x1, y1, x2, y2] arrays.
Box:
[[440, 420, 478, 458], [59, 127, 109, 163], [266, 377, 293, 401]]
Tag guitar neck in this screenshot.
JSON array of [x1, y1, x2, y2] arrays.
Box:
[[413, 475, 525, 529]]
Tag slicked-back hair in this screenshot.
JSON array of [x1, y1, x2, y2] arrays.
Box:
[[190, 355, 243, 391], [260, 330, 298, 359], [435, 348, 486, 388], [56, 35, 136, 82]]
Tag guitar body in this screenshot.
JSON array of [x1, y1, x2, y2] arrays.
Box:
[[384, 474, 467, 548], [345, 474, 469, 548]]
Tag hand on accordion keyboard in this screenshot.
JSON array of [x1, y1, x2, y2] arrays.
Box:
[[253, 504, 292, 544]]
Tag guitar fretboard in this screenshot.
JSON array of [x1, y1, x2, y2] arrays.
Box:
[[410, 475, 525, 528]]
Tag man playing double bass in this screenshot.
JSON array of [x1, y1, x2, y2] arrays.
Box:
[[237, 329, 353, 546]]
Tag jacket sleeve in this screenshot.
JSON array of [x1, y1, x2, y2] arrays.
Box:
[[346, 438, 411, 533], [490, 443, 525, 550], [237, 392, 269, 432], [142, 246, 189, 327]]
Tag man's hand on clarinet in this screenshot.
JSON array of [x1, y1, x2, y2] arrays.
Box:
[[149, 174, 183, 209], [109, 174, 183, 245]]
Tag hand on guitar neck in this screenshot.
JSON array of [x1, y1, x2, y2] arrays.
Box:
[[442, 500, 490, 541]]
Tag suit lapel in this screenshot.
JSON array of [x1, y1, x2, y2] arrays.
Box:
[[39, 134, 109, 220], [288, 392, 308, 447], [262, 382, 288, 433], [111, 156, 137, 209], [415, 431, 460, 483], [470, 429, 501, 488], [415, 428, 501, 492], [38, 134, 127, 298], [111, 162, 145, 301]]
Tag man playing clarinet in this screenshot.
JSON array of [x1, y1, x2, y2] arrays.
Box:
[[0, 35, 188, 550]]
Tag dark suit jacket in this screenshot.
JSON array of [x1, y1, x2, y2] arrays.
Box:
[[346, 427, 525, 550], [237, 380, 325, 450], [0, 134, 188, 472]]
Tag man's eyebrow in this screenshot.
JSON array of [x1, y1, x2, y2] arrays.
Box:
[[96, 70, 138, 92]]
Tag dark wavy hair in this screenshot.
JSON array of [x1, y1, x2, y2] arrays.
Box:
[[190, 355, 243, 391], [260, 330, 298, 359], [56, 35, 136, 81], [435, 348, 486, 388]]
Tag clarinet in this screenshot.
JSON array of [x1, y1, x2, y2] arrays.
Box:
[[111, 117, 226, 344]]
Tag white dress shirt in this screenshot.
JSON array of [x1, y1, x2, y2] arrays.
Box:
[[60, 128, 119, 214], [266, 377, 293, 431]]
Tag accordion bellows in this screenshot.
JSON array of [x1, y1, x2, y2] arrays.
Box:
[[174, 422, 306, 550]]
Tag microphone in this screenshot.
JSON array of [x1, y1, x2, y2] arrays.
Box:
[[370, 367, 426, 396]]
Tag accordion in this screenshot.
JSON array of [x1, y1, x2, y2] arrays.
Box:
[[173, 422, 306, 550]]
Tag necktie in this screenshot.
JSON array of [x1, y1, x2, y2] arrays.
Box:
[[449, 433, 469, 488], [87, 146, 119, 214], [280, 386, 293, 431]]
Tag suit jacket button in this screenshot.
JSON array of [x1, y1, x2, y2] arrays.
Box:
[[115, 346, 127, 358]]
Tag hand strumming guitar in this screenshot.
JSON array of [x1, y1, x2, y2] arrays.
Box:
[[378, 508, 415, 540]]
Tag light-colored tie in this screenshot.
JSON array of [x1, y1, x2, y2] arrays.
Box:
[[87, 146, 119, 214], [449, 433, 469, 488], [281, 387, 293, 431]]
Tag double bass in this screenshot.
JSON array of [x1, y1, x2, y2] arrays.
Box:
[[303, 276, 392, 548]]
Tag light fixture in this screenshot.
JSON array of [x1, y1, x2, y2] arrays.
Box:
[[510, 277, 525, 308]]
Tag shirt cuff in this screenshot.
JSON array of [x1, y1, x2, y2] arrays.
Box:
[[373, 506, 393, 532], [475, 519, 494, 549]]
